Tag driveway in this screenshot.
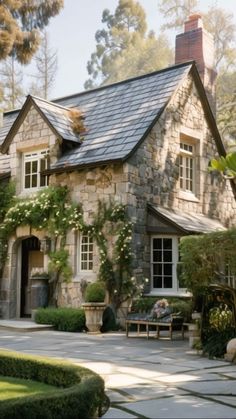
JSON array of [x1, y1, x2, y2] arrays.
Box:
[[0, 328, 236, 418]]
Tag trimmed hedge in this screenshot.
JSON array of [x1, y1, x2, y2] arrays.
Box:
[[35, 307, 86, 332], [0, 350, 106, 418], [85, 282, 106, 303]]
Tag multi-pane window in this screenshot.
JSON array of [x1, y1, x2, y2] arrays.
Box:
[[224, 263, 236, 289], [79, 234, 93, 271], [23, 150, 49, 190], [179, 142, 195, 193], [151, 236, 179, 292]]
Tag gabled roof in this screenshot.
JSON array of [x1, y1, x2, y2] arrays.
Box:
[[148, 205, 226, 234], [0, 61, 226, 174], [1, 95, 81, 153]]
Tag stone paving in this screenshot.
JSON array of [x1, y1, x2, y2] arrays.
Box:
[[0, 324, 236, 418]]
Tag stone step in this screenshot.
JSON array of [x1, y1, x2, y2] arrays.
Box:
[[0, 320, 53, 332]]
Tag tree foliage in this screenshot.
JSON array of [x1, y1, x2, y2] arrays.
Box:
[[85, 0, 173, 89], [158, 1, 236, 143], [0, 0, 63, 64], [0, 57, 25, 110], [158, 0, 198, 31], [179, 228, 236, 303], [209, 151, 236, 179], [31, 31, 57, 99], [216, 70, 236, 143]]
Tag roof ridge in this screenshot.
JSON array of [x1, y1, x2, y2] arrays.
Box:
[[53, 61, 194, 103], [30, 95, 71, 112]]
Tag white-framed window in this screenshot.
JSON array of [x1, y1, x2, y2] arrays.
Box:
[[151, 236, 180, 293], [23, 149, 49, 190], [224, 263, 236, 289], [179, 142, 195, 193], [79, 234, 94, 272]]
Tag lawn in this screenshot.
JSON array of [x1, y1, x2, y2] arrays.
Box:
[[0, 375, 57, 401]]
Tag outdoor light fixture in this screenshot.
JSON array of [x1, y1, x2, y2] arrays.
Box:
[[40, 237, 51, 253]]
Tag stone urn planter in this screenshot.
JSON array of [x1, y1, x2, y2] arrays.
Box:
[[82, 302, 106, 333], [82, 281, 106, 333]]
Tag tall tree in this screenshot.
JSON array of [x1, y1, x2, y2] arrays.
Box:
[[158, 0, 198, 31], [158, 1, 236, 143], [0, 0, 64, 64], [216, 70, 236, 144], [85, 0, 173, 89], [158, 1, 236, 70], [0, 56, 25, 110], [31, 31, 57, 99]]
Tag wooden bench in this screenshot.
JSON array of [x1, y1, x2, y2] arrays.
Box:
[[125, 315, 184, 340]]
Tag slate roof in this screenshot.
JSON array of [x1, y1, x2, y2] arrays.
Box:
[[32, 96, 81, 144], [0, 61, 226, 174], [149, 205, 226, 234], [0, 110, 18, 147], [51, 62, 192, 170]]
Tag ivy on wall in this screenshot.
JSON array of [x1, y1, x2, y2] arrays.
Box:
[[0, 185, 142, 309]]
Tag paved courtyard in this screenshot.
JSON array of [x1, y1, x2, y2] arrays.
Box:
[[0, 325, 236, 418]]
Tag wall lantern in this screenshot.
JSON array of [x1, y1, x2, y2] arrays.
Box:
[[40, 237, 51, 254]]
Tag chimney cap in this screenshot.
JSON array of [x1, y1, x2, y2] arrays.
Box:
[[188, 13, 202, 21], [184, 13, 203, 32]]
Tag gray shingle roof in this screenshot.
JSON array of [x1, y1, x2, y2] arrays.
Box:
[[52, 63, 191, 170], [0, 62, 193, 172], [32, 97, 81, 144], [0, 111, 18, 147], [150, 205, 226, 233]]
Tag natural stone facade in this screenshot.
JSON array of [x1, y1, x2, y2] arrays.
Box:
[[0, 71, 235, 318]]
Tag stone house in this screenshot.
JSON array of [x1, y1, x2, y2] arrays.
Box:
[[0, 15, 235, 319]]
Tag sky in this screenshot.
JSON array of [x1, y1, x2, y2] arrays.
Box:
[[25, 0, 236, 101]]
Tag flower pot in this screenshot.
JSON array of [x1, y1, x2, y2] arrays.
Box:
[[82, 302, 106, 333]]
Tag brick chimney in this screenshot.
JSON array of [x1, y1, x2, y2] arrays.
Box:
[[175, 14, 217, 113]]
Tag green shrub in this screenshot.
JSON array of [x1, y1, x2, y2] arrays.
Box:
[[131, 297, 192, 321], [132, 297, 157, 313], [0, 350, 106, 419], [168, 298, 193, 322], [202, 328, 235, 359], [35, 307, 85, 332], [85, 282, 106, 303]]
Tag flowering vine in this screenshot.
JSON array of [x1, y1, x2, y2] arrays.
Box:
[[0, 186, 142, 309]]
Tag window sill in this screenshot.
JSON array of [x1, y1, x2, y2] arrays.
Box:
[[19, 186, 48, 198], [178, 191, 199, 203], [73, 273, 96, 282], [146, 290, 192, 297]]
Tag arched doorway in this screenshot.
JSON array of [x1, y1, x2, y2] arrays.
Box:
[[20, 236, 44, 317]]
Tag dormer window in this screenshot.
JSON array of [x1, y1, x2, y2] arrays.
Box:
[[23, 149, 49, 190]]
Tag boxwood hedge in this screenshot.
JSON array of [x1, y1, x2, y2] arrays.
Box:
[[0, 350, 106, 418], [35, 307, 86, 332]]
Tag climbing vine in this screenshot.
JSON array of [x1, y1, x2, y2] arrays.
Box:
[[0, 185, 142, 309]]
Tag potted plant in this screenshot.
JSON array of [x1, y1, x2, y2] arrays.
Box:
[[82, 281, 106, 333]]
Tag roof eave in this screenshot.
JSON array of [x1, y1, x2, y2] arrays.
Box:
[[43, 157, 123, 175], [1, 95, 81, 153], [147, 204, 189, 234]]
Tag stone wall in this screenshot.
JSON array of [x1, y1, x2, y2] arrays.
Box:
[[122, 74, 236, 279], [1, 73, 236, 315], [8, 105, 60, 195]]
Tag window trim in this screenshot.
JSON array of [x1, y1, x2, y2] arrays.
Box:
[[78, 233, 94, 273], [23, 149, 49, 191], [150, 235, 185, 295], [179, 141, 195, 194]]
